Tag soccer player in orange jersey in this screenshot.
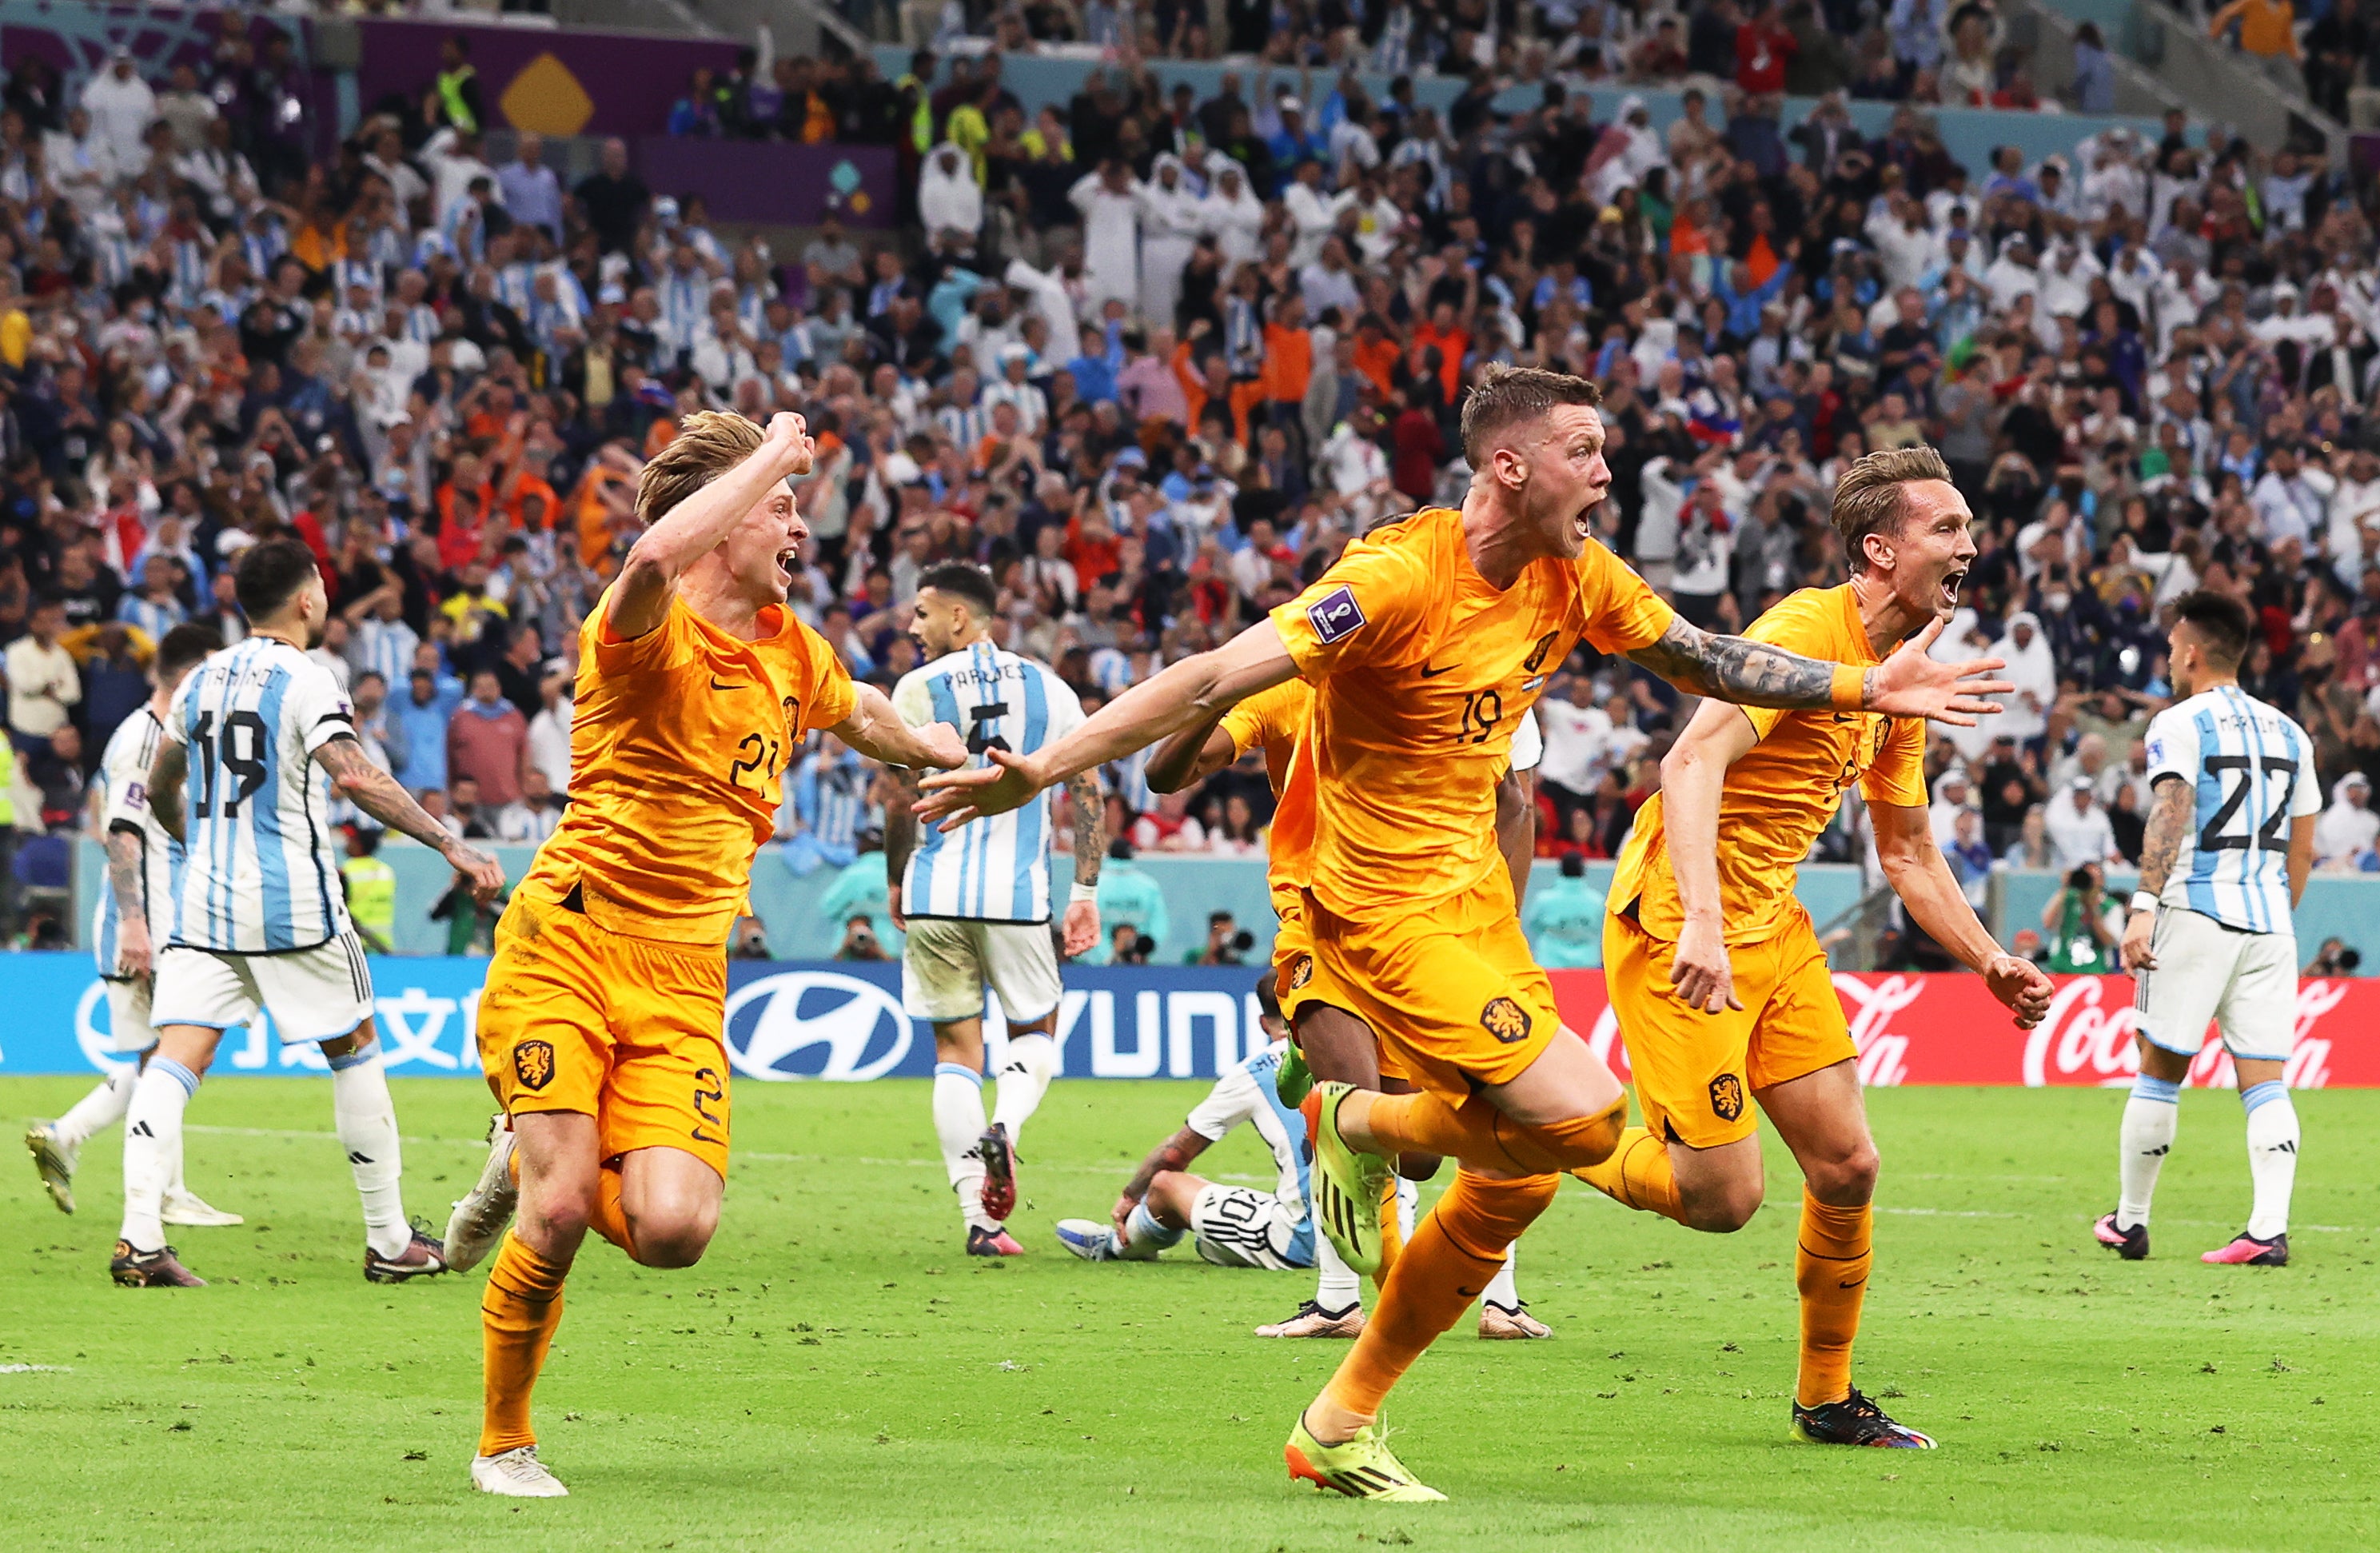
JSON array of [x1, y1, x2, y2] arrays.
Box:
[[1146, 677, 1551, 1339], [919, 366, 2011, 1499], [448, 411, 967, 1499], [1581, 446, 2056, 1449]]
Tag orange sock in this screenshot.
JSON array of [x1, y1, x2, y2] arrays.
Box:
[[479, 1231, 568, 1457], [1795, 1189, 1872, 1407], [1357, 1090, 1624, 1175], [1321, 1171, 1558, 1423], [589, 1166, 637, 1257], [1373, 1172, 1405, 1290], [1573, 1126, 1685, 1224]]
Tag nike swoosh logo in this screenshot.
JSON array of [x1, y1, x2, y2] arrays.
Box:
[[1456, 1284, 1485, 1297], [1839, 1277, 1868, 1290], [709, 678, 747, 691], [1420, 663, 1458, 679]]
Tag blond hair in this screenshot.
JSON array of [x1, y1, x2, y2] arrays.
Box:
[[635, 410, 766, 525], [1830, 445, 1952, 573], [1457, 363, 1603, 465]]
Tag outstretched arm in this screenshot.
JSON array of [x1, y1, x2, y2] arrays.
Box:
[[827, 683, 968, 772], [1623, 614, 2010, 725], [1144, 709, 1238, 794], [1873, 800, 2052, 1028], [313, 736, 505, 903], [920, 619, 1298, 828], [608, 412, 814, 641]]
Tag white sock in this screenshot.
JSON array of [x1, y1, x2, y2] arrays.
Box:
[[1481, 1244, 1521, 1309], [54, 1067, 136, 1150], [990, 1032, 1057, 1148], [329, 1042, 411, 1259], [1314, 1229, 1362, 1311], [2116, 1075, 2179, 1231], [1124, 1200, 1184, 1252], [2241, 1081, 2299, 1240], [118, 1058, 197, 1252], [933, 1063, 996, 1231]]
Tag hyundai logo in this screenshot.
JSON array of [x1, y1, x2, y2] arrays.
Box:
[[722, 972, 914, 1082]]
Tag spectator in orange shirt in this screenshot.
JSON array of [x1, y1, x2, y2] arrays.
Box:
[[1350, 313, 1401, 398], [1258, 293, 1314, 410], [1412, 300, 1469, 401]]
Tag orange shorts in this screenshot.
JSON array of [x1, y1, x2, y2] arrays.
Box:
[[1304, 876, 1558, 1105], [1603, 904, 1854, 1151], [476, 889, 733, 1179], [1272, 906, 1409, 1084]]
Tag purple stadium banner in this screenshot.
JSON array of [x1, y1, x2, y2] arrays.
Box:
[[636, 137, 899, 229], [354, 15, 740, 141]]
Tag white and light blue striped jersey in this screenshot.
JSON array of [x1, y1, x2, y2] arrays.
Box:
[[796, 744, 871, 854], [2144, 685, 2321, 935], [165, 637, 357, 953], [90, 706, 182, 978], [891, 641, 1083, 923], [1184, 1038, 1310, 1220]]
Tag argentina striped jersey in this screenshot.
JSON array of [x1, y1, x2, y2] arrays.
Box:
[[891, 641, 1083, 923], [2143, 685, 2321, 935], [1184, 1039, 1311, 1221], [167, 637, 357, 952], [90, 706, 182, 978]]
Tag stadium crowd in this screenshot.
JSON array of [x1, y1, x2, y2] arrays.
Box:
[[2, 18, 2379, 965]]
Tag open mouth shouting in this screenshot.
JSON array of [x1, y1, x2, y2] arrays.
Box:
[[1939, 565, 1967, 612], [775, 548, 798, 586]]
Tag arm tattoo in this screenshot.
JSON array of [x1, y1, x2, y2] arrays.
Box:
[[1067, 773, 1105, 887], [313, 736, 457, 852], [147, 741, 187, 843], [883, 765, 923, 888], [1121, 1126, 1210, 1203], [2135, 776, 2194, 897], [105, 829, 146, 922], [1623, 617, 1868, 711]]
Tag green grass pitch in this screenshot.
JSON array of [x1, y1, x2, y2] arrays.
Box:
[[3, 1077, 2377, 1551]]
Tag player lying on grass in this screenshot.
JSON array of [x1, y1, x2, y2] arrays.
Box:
[[919, 366, 2011, 1500], [1144, 679, 1545, 1340], [441, 411, 967, 1499], [26, 625, 240, 1231], [1055, 973, 1352, 1270], [1576, 447, 2056, 1448], [2100, 590, 2317, 1268]]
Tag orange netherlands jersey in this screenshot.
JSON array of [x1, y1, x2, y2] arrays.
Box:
[[1270, 506, 1675, 920], [1611, 584, 1927, 948], [524, 594, 857, 943], [1220, 677, 1315, 917]]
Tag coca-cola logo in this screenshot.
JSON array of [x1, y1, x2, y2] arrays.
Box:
[[2022, 977, 2347, 1088], [1834, 973, 1924, 1087]]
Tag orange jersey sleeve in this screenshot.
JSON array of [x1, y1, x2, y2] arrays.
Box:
[[1266, 509, 1623, 920], [524, 595, 856, 943], [1219, 677, 1314, 796], [1221, 677, 1317, 920], [1612, 584, 1916, 946]]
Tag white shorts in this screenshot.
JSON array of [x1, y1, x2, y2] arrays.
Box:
[[2134, 909, 2296, 1064], [106, 977, 159, 1056], [1189, 1183, 1315, 1271], [901, 918, 1063, 1024], [153, 933, 377, 1048]]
